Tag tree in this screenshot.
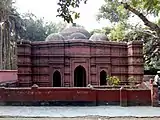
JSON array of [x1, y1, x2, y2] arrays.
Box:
[[1, 0, 160, 69], [56, 0, 160, 40], [20, 13, 46, 41], [97, 0, 130, 23], [95, 0, 160, 69], [56, 0, 160, 33], [120, 0, 160, 69], [0, 0, 24, 70], [109, 22, 126, 41], [56, 0, 87, 23], [45, 21, 67, 36], [90, 27, 111, 36], [20, 13, 67, 41], [56, 0, 160, 69], [0, 0, 69, 70], [124, 26, 160, 69], [121, 0, 160, 38]]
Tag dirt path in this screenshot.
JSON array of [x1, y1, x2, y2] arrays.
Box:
[[0, 117, 160, 120]]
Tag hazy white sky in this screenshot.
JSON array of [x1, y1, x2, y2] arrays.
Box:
[[15, 0, 110, 31]]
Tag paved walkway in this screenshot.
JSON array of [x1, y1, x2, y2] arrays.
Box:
[[0, 106, 160, 117]]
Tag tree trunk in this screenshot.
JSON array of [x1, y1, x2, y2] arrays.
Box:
[[0, 25, 3, 69], [6, 25, 10, 69], [13, 41, 17, 69], [4, 25, 7, 69]]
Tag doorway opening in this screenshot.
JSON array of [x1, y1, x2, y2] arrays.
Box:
[[100, 70, 107, 85], [74, 65, 86, 87], [53, 71, 61, 87]]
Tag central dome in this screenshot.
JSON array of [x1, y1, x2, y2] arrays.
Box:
[[60, 25, 91, 40]]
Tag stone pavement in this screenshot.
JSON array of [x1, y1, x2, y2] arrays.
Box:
[[0, 106, 160, 117]]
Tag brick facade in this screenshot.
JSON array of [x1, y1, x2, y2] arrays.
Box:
[[17, 40, 143, 87]]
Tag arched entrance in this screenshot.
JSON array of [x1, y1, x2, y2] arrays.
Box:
[[53, 71, 61, 87], [100, 70, 107, 85], [74, 65, 86, 87]]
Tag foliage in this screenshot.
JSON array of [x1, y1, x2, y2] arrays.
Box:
[[96, 0, 133, 41], [125, 27, 160, 69], [20, 13, 67, 41], [0, 0, 68, 70], [45, 21, 67, 35], [128, 76, 135, 82], [55, 0, 160, 27], [55, 0, 160, 69], [56, 0, 88, 23], [109, 22, 126, 41], [20, 13, 46, 41], [97, 0, 130, 23], [1, 0, 160, 70], [95, 0, 160, 70], [90, 27, 111, 36], [129, 0, 160, 16], [107, 76, 120, 86]]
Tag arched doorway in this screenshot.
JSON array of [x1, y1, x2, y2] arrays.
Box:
[[74, 66, 86, 87], [100, 70, 107, 85], [53, 71, 61, 87]]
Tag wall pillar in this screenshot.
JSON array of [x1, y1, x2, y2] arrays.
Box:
[[127, 41, 143, 83], [0, 87, 5, 105], [17, 40, 32, 87], [120, 87, 128, 107], [151, 84, 159, 107]]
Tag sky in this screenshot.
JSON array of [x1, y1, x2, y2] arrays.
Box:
[[15, 0, 110, 31]]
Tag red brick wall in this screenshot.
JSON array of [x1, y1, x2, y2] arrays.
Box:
[[0, 70, 17, 83], [0, 87, 96, 102], [96, 89, 120, 103], [127, 90, 151, 105], [34, 88, 96, 102], [0, 87, 151, 106]]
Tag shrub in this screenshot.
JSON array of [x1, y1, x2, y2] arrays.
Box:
[[107, 76, 120, 86], [128, 76, 136, 85]]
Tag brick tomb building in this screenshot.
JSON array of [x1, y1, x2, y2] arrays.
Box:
[[17, 26, 143, 87]]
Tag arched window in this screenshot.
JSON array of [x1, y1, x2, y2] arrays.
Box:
[[74, 65, 86, 87], [53, 71, 61, 87], [100, 70, 107, 85]]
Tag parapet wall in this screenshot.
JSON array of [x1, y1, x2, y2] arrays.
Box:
[[0, 87, 151, 106]]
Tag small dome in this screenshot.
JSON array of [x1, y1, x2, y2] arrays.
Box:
[[45, 33, 64, 41], [68, 32, 87, 40], [60, 26, 91, 39], [89, 33, 109, 41]]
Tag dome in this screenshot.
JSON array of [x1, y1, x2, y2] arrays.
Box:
[[60, 26, 91, 39], [45, 33, 64, 41], [68, 32, 87, 40], [89, 33, 109, 41]]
